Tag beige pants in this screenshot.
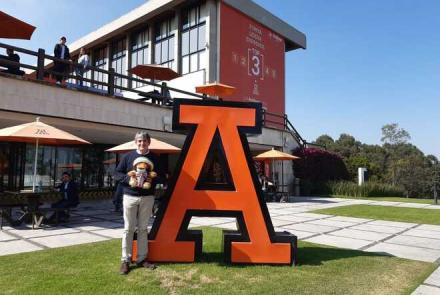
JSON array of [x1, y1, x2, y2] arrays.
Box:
[[121, 194, 155, 263]]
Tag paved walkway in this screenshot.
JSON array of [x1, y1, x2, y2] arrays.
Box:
[[1, 197, 440, 294]]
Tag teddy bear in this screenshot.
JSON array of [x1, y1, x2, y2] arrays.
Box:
[[127, 157, 157, 189]]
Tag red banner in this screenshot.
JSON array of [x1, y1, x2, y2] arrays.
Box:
[[219, 2, 285, 121]]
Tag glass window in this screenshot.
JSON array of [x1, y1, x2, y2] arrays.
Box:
[[24, 144, 56, 188], [131, 28, 150, 88], [111, 38, 127, 92], [55, 147, 82, 186], [0, 143, 9, 191], [189, 28, 198, 54], [182, 31, 189, 56], [154, 43, 161, 64], [154, 17, 175, 70], [103, 153, 117, 187], [93, 47, 108, 90], [180, 3, 207, 74], [199, 49, 207, 71], [16, 144, 116, 191], [169, 36, 175, 60], [198, 25, 206, 50], [182, 55, 189, 75], [82, 148, 102, 188], [161, 42, 168, 63], [190, 54, 198, 73]]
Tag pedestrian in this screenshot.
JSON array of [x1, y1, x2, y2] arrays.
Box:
[[75, 47, 89, 86], [48, 172, 79, 222], [115, 131, 162, 275], [53, 36, 71, 84], [0, 48, 23, 75]]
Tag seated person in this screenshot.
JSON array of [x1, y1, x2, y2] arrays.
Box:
[[0, 48, 24, 76], [48, 172, 79, 222]]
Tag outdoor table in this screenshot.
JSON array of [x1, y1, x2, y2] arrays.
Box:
[[3, 190, 60, 229], [137, 90, 165, 104]]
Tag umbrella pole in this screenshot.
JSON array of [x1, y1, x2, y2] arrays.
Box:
[[272, 160, 275, 186], [32, 138, 39, 192]]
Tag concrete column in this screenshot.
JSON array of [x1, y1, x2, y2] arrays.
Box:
[[206, 0, 219, 83], [105, 42, 111, 71], [125, 33, 132, 88], [149, 26, 154, 65], [105, 42, 111, 91], [174, 8, 181, 74]]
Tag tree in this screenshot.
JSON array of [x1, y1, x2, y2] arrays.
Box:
[[381, 123, 411, 145], [426, 154, 439, 166], [333, 134, 361, 159], [314, 135, 334, 148]]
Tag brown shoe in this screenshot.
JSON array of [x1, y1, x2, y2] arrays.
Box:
[[120, 262, 130, 275], [136, 260, 157, 270]]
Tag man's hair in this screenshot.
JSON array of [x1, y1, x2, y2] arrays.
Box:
[[134, 131, 151, 142], [62, 172, 71, 177], [60, 36, 66, 41]]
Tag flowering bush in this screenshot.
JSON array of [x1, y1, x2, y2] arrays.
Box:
[[293, 148, 350, 182]]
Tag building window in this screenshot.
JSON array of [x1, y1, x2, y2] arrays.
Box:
[[154, 17, 175, 70], [131, 28, 150, 88], [181, 3, 207, 75], [0, 143, 9, 191], [22, 144, 114, 190], [111, 38, 127, 92], [93, 47, 108, 90]]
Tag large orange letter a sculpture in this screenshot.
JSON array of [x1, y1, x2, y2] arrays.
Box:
[[147, 100, 297, 265]]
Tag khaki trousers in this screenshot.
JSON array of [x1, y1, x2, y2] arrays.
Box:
[[121, 194, 154, 263]]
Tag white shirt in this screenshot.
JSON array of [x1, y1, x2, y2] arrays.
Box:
[[60, 45, 66, 59], [136, 149, 150, 156], [78, 54, 89, 67], [63, 181, 69, 200]]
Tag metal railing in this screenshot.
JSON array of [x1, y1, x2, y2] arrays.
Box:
[[0, 42, 206, 105], [0, 42, 314, 144]]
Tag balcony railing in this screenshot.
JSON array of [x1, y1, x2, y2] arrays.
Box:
[[0, 42, 206, 104], [0, 42, 313, 148]]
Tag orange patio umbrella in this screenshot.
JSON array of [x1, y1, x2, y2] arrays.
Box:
[[128, 64, 180, 81], [0, 117, 90, 191], [0, 11, 36, 40], [253, 148, 300, 161], [105, 138, 180, 154], [253, 148, 300, 185], [195, 82, 236, 97]]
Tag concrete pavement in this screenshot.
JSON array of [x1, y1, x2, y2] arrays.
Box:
[[1, 197, 440, 294]]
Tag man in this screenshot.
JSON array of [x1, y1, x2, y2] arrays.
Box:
[[0, 48, 22, 75], [53, 36, 71, 84], [49, 172, 79, 222], [115, 131, 161, 275]]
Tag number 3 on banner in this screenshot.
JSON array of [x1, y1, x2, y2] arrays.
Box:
[[248, 49, 264, 80]]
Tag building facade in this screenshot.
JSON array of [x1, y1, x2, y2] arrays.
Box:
[[0, 0, 306, 193]]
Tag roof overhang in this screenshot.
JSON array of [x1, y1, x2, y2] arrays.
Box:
[[68, 0, 306, 56], [69, 0, 186, 55], [222, 0, 306, 51]]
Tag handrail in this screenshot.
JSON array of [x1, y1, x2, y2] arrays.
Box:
[[0, 42, 310, 137], [0, 42, 205, 102]]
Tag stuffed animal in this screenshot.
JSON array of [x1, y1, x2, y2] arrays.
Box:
[[127, 157, 157, 189]]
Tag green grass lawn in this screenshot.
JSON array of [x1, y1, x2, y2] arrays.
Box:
[[330, 195, 437, 205], [0, 227, 435, 295], [314, 204, 440, 225]]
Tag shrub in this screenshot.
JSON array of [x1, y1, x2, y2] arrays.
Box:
[[326, 180, 405, 197], [293, 148, 350, 182]]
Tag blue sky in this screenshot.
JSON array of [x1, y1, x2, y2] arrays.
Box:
[[2, 0, 439, 157]]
